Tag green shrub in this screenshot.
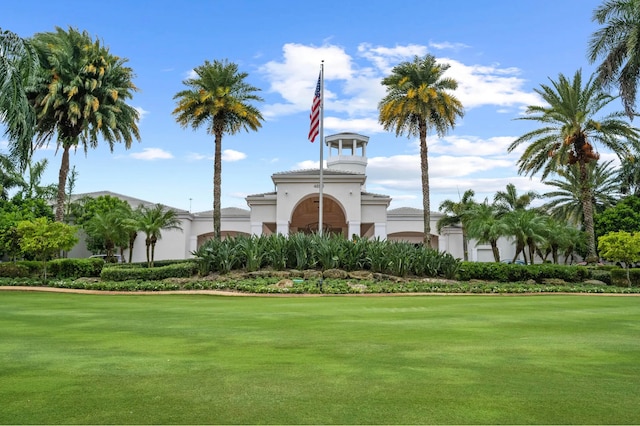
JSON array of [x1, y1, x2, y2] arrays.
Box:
[[610, 268, 640, 287], [100, 262, 198, 281], [47, 258, 104, 278], [457, 262, 589, 283], [589, 269, 612, 285], [0, 262, 30, 278]]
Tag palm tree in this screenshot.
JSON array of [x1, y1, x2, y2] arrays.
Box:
[[173, 60, 264, 239], [437, 189, 475, 261], [378, 54, 464, 246], [137, 204, 182, 267], [83, 206, 131, 261], [588, 0, 640, 118], [0, 28, 39, 169], [465, 200, 508, 262], [29, 27, 140, 222], [537, 218, 579, 264], [0, 153, 24, 199], [619, 154, 640, 195], [508, 69, 640, 261], [541, 160, 620, 224], [493, 183, 538, 215], [502, 209, 547, 265]]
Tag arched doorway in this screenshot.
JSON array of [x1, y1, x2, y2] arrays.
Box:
[[290, 195, 347, 236]]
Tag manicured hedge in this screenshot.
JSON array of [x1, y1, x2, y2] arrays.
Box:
[[47, 258, 104, 278], [610, 268, 640, 287], [100, 262, 198, 282], [456, 262, 591, 283]]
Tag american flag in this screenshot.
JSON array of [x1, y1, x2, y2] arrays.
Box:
[[308, 73, 321, 142]]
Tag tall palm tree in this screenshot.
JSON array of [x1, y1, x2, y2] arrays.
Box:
[[437, 189, 475, 261], [378, 54, 464, 246], [493, 183, 538, 215], [465, 200, 508, 262], [0, 28, 39, 169], [541, 160, 620, 224], [137, 204, 183, 267], [173, 60, 264, 239], [588, 0, 640, 118], [29, 27, 140, 222], [508, 69, 640, 261]]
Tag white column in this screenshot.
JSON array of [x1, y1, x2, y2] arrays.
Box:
[[338, 139, 343, 156], [276, 220, 289, 236], [374, 222, 387, 240], [250, 222, 262, 236], [348, 221, 361, 239]]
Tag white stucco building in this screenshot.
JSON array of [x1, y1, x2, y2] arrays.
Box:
[[69, 132, 519, 263]]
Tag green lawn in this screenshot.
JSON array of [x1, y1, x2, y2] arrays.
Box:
[[1, 292, 638, 425]]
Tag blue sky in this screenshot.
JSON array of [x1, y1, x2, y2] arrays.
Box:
[[1, 0, 614, 213]]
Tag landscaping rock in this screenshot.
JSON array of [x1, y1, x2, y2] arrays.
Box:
[[583, 279, 607, 285], [323, 269, 348, 279], [272, 279, 294, 289], [348, 270, 373, 280], [303, 270, 322, 279], [542, 278, 567, 285]]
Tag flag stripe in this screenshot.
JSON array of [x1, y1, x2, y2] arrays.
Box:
[[308, 73, 321, 142]]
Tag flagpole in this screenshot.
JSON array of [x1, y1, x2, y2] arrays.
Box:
[[318, 61, 324, 236]]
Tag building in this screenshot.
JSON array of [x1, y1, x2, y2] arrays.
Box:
[[70, 132, 519, 263]]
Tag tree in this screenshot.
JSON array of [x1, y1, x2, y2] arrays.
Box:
[[537, 218, 580, 264], [619, 154, 640, 195], [501, 209, 547, 265], [493, 183, 538, 215], [173, 60, 263, 238], [465, 200, 508, 262], [598, 231, 640, 286], [437, 189, 475, 261], [136, 204, 182, 267], [0, 197, 54, 260], [0, 28, 39, 169], [17, 217, 77, 282], [508, 69, 640, 261], [75, 195, 132, 255], [29, 27, 140, 222], [378, 54, 464, 246], [595, 195, 640, 238], [541, 160, 620, 224], [0, 153, 24, 200], [588, 0, 640, 118], [83, 206, 132, 261]]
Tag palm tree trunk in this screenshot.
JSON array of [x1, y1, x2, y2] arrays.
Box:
[[151, 242, 155, 268], [462, 229, 469, 261], [579, 160, 597, 262], [55, 144, 71, 222], [213, 131, 222, 239], [145, 239, 151, 268], [419, 123, 431, 247], [490, 240, 500, 262]]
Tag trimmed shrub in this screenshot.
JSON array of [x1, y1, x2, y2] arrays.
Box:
[[0, 262, 30, 278], [610, 268, 640, 287], [47, 258, 104, 278], [457, 262, 589, 283], [100, 262, 198, 282]]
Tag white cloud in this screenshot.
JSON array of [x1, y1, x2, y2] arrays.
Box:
[[130, 148, 173, 160], [222, 149, 247, 162], [186, 152, 209, 161], [259, 42, 541, 127], [134, 106, 149, 121]]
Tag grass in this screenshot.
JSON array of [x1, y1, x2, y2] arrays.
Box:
[[1, 292, 639, 424]]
